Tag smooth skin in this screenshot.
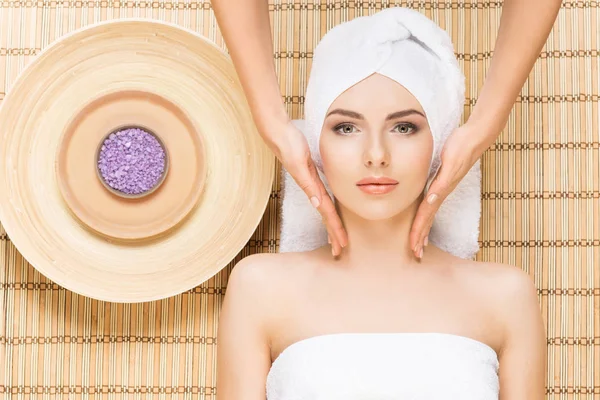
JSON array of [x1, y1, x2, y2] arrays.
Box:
[[211, 0, 562, 258], [217, 74, 546, 400]]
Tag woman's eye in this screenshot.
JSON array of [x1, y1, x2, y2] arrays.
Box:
[[393, 123, 416, 135], [335, 124, 358, 135]]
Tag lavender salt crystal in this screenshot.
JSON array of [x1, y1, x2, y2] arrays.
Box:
[[97, 127, 166, 195]]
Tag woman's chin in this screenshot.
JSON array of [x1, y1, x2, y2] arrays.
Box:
[[344, 202, 411, 222]]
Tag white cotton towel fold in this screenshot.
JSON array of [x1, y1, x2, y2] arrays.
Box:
[[279, 7, 481, 260]]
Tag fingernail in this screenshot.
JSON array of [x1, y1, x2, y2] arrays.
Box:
[[424, 236, 429, 247], [427, 194, 438, 204], [419, 248, 424, 259], [327, 235, 331, 244], [310, 196, 320, 208]]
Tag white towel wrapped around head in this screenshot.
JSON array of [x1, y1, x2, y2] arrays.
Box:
[[279, 7, 481, 260]]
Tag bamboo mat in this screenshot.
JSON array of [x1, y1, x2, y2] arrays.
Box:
[[0, 0, 598, 398]]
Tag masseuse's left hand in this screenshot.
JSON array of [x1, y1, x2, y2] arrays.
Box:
[[408, 0, 562, 260], [409, 122, 484, 259]]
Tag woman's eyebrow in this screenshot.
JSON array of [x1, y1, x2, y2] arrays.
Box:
[[325, 109, 364, 119], [325, 108, 425, 120], [385, 109, 426, 120]]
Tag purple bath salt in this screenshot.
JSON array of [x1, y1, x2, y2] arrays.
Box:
[[97, 127, 166, 195]]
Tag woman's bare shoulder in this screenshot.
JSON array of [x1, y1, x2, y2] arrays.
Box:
[[458, 260, 541, 334], [460, 260, 537, 299], [453, 259, 543, 352], [433, 248, 536, 300], [225, 251, 321, 306], [452, 258, 537, 306], [230, 251, 320, 282]]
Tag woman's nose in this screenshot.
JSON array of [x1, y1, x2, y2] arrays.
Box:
[[363, 137, 390, 168]]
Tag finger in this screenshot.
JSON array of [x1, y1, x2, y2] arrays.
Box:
[[410, 178, 451, 256], [418, 216, 436, 255], [292, 158, 347, 254], [324, 222, 335, 250], [326, 225, 341, 257], [320, 194, 344, 255], [421, 206, 438, 245], [317, 179, 347, 249], [306, 159, 347, 251], [325, 225, 334, 254], [292, 159, 323, 209], [415, 221, 433, 260], [410, 201, 433, 256]]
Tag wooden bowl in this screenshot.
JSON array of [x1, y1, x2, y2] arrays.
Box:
[[0, 19, 275, 303]]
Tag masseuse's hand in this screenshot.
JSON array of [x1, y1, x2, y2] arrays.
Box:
[[409, 123, 483, 259], [273, 121, 348, 256], [408, 0, 562, 259], [211, 0, 349, 256]]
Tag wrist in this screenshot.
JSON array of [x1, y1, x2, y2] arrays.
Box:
[[252, 114, 294, 162], [459, 119, 500, 160], [465, 111, 508, 151], [256, 111, 290, 144], [248, 91, 290, 136], [256, 107, 289, 132]]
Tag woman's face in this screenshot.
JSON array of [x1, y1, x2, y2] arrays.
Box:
[[320, 73, 433, 221]]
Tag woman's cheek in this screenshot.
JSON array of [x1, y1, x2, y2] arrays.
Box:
[[321, 157, 344, 192], [321, 137, 355, 173], [321, 149, 355, 202], [399, 138, 432, 176]]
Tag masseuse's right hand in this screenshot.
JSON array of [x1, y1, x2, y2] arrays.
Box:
[[211, 0, 347, 256], [271, 121, 347, 256]]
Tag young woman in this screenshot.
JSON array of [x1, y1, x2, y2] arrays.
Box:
[[217, 8, 546, 400]]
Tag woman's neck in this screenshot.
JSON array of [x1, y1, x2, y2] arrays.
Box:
[[336, 202, 421, 269]]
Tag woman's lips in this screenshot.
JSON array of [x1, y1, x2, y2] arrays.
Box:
[[356, 176, 399, 195]]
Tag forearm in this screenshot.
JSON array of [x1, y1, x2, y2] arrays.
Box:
[[212, 0, 288, 140], [468, 0, 562, 150]]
